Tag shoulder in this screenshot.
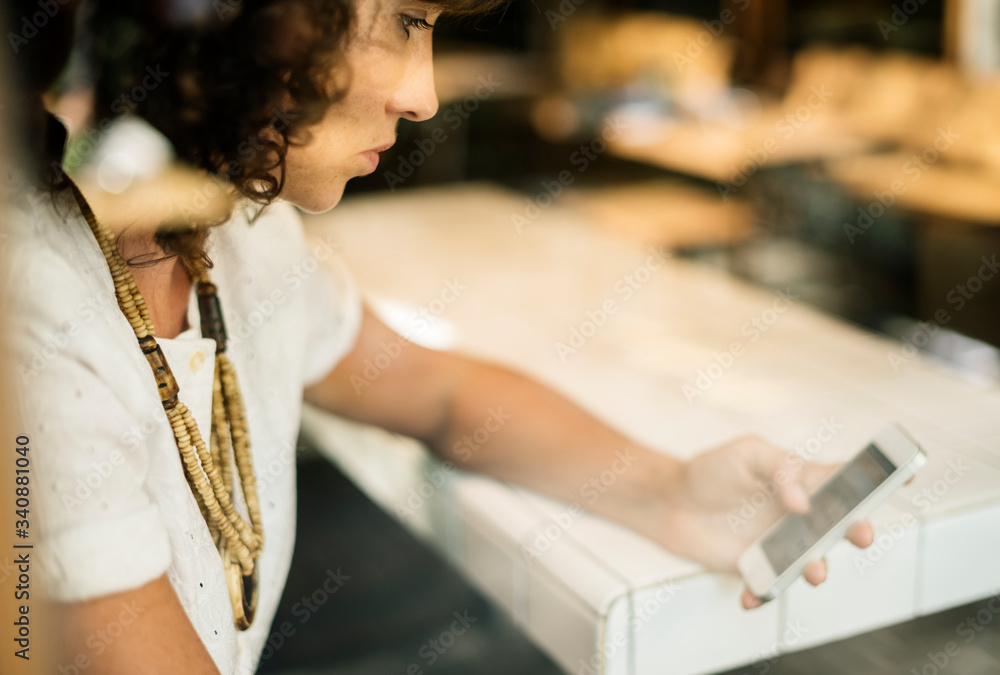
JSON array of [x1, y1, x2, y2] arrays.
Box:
[[5, 186, 119, 330], [5, 187, 113, 329], [3, 185, 154, 412]]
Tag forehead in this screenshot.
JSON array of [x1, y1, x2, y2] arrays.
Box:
[[354, 0, 444, 17], [351, 0, 443, 35]]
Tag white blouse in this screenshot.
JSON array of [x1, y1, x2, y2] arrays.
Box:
[[4, 185, 362, 674]]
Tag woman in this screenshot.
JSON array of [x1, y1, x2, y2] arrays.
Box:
[[6, 0, 872, 673]]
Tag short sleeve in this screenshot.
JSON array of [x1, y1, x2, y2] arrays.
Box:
[[299, 230, 364, 387], [5, 231, 172, 603], [201, 199, 363, 390]]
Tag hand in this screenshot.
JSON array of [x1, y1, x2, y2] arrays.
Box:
[[654, 435, 874, 609]]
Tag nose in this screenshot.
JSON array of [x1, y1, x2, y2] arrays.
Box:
[[386, 46, 439, 122]]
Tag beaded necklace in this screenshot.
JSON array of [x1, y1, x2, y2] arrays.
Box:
[[67, 179, 263, 630]]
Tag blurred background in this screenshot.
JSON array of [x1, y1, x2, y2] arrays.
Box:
[[18, 0, 1000, 673], [340, 0, 1000, 367]]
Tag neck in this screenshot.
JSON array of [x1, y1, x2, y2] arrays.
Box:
[[117, 226, 170, 265], [118, 229, 193, 339]]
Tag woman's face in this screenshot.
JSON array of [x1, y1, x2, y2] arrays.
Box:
[[280, 0, 441, 212]]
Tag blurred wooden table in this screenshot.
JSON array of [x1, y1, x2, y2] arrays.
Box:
[[825, 154, 1000, 348], [563, 179, 753, 248], [826, 154, 1000, 225], [607, 112, 873, 184]]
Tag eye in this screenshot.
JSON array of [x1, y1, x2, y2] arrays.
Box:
[[400, 14, 434, 38]]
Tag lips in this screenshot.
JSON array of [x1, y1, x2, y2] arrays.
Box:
[[359, 140, 395, 174]]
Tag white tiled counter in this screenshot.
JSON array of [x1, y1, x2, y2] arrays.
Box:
[[299, 183, 1000, 675]]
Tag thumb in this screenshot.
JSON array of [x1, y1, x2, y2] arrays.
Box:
[[778, 476, 810, 513], [786, 462, 843, 513], [782, 462, 845, 513], [743, 438, 810, 513]]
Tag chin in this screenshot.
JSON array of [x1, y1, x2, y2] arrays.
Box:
[[282, 182, 347, 214]]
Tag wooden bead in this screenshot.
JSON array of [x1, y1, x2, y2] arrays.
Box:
[[197, 282, 228, 354], [138, 337, 179, 409]]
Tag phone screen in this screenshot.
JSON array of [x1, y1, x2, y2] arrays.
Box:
[[761, 443, 897, 574]]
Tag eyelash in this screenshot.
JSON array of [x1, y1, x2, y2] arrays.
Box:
[[400, 15, 434, 37]]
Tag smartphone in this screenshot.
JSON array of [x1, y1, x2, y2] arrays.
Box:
[[737, 425, 926, 601]]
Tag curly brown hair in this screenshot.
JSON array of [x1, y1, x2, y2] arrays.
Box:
[[82, 0, 506, 268], [90, 0, 505, 201]]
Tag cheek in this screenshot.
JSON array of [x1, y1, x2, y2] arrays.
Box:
[[280, 143, 350, 213], [274, 84, 378, 212]]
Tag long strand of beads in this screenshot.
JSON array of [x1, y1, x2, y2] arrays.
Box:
[[67, 179, 262, 629]]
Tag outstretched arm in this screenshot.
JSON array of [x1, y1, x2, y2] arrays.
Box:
[[305, 307, 681, 533], [304, 306, 872, 606]]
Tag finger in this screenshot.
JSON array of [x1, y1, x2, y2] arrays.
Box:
[[799, 463, 839, 492], [847, 520, 874, 548], [781, 462, 842, 513], [740, 439, 811, 513], [778, 481, 810, 514], [741, 588, 764, 610], [803, 559, 827, 586]]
